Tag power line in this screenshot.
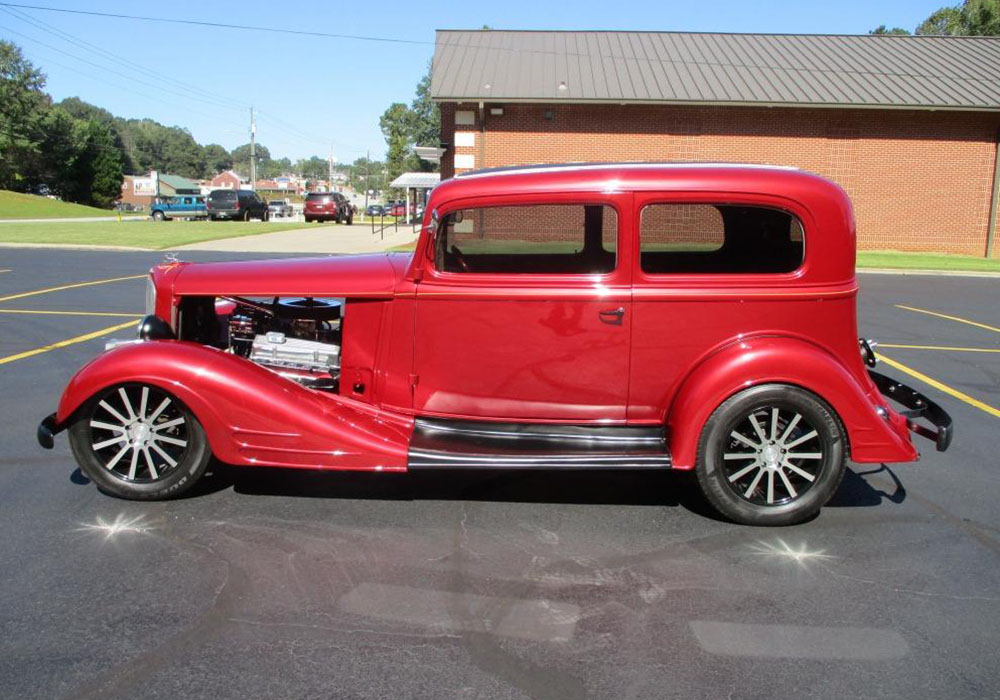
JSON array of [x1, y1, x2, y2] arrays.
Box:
[[0, 6, 248, 112], [0, 2, 429, 45]]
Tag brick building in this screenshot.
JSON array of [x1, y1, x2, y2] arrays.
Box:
[[431, 31, 1000, 257]]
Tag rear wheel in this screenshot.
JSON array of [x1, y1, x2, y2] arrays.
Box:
[[68, 383, 212, 500], [695, 384, 846, 526]]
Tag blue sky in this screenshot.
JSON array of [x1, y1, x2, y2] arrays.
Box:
[[0, 0, 944, 164]]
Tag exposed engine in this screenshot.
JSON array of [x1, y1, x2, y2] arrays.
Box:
[[221, 296, 343, 390]]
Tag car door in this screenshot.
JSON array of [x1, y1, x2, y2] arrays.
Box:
[[413, 195, 633, 422]]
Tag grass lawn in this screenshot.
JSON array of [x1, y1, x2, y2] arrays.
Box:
[[0, 190, 117, 219], [0, 220, 313, 249], [857, 250, 1000, 272]]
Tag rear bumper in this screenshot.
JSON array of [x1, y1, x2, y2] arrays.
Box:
[[869, 370, 953, 452]]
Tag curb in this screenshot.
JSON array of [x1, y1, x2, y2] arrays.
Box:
[[857, 267, 1000, 278], [0, 242, 150, 251]]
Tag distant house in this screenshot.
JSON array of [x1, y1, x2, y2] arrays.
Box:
[[209, 170, 245, 192], [157, 173, 200, 197], [119, 171, 199, 208]]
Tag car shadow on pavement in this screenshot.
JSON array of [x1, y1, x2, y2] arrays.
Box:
[[826, 464, 906, 507]]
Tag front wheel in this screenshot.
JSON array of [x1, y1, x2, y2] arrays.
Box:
[[152, 210, 165, 221], [68, 383, 212, 500], [695, 384, 846, 526]]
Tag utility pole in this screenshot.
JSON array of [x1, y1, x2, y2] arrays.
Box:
[[249, 106, 256, 190], [328, 145, 335, 193], [364, 150, 370, 213]]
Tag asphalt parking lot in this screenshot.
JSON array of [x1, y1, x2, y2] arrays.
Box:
[[0, 248, 997, 699]]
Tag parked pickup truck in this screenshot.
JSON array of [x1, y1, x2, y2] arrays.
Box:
[[150, 196, 207, 221], [268, 199, 294, 218]]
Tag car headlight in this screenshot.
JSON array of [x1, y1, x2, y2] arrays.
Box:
[[144, 276, 156, 316]]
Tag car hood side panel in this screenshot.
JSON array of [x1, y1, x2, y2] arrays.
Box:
[[172, 253, 399, 298]]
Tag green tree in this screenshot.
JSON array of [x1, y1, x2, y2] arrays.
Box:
[[916, 0, 999, 34], [232, 142, 270, 179], [0, 40, 49, 190], [916, 6, 966, 33], [870, 25, 911, 34], [410, 61, 440, 148], [202, 143, 232, 175], [295, 156, 328, 179], [380, 102, 417, 184]]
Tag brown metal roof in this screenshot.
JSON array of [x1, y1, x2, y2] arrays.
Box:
[[432, 30, 1000, 111]]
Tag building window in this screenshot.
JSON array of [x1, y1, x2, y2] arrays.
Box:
[[455, 110, 476, 126], [640, 204, 804, 274], [436, 204, 617, 274]]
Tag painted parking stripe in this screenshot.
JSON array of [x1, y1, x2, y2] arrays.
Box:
[[879, 343, 1000, 354], [0, 274, 145, 304], [876, 352, 1000, 419], [690, 620, 908, 660], [896, 305, 1000, 334], [0, 320, 136, 366], [0, 309, 142, 318]]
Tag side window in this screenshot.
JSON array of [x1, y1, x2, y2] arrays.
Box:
[[640, 204, 804, 274], [435, 204, 617, 274]]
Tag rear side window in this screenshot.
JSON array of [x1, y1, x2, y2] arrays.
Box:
[[436, 204, 617, 274], [640, 204, 803, 274]]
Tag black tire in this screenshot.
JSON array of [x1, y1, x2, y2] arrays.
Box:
[[305, 216, 314, 223], [695, 384, 846, 526], [346, 213, 354, 225], [262, 209, 270, 222], [68, 383, 213, 500], [152, 210, 165, 221]]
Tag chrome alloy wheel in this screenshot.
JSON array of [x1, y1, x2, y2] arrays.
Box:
[[721, 406, 825, 507], [87, 385, 189, 483]]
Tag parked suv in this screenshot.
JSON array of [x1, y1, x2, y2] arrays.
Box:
[[38, 164, 953, 525], [304, 192, 353, 224], [206, 189, 269, 221]]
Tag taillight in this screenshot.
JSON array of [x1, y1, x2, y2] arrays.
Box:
[[233, 201, 240, 209]]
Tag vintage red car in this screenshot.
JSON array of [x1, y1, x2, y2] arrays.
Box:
[[38, 163, 952, 525]]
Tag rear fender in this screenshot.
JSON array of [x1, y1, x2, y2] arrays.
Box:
[[56, 341, 413, 470], [666, 336, 917, 469]]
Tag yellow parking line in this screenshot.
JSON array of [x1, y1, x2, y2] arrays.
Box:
[[0, 320, 136, 366], [0, 274, 145, 304], [876, 352, 1000, 419], [895, 305, 1000, 334], [0, 309, 142, 318], [879, 343, 1000, 354]]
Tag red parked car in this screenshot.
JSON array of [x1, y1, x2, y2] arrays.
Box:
[[304, 191, 353, 224], [38, 164, 952, 525]]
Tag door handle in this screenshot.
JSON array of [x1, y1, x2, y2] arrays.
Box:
[[599, 307, 625, 324]]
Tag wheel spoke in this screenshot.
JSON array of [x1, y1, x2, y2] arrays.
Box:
[[766, 469, 775, 504], [127, 445, 140, 479], [147, 397, 172, 424], [787, 452, 823, 459], [149, 442, 177, 467], [727, 461, 760, 482], [92, 435, 126, 451], [730, 430, 760, 449], [779, 413, 802, 444], [777, 467, 798, 498], [105, 444, 131, 469], [743, 467, 765, 498], [90, 420, 125, 432], [152, 434, 187, 447], [783, 460, 816, 482], [724, 452, 758, 460], [138, 386, 149, 421], [748, 414, 768, 443], [784, 429, 818, 449], [769, 408, 779, 442], [143, 447, 158, 479], [152, 417, 185, 432], [99, 400, 129, 425], [118, 387, 137, 422]]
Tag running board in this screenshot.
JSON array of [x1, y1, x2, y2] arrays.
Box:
[[407, 419, 672, 470]]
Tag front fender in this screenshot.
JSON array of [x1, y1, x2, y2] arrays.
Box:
[[666, 336, 917, 469], [56, 341, 413, 471]]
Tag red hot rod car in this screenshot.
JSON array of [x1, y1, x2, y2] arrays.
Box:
[[38, 163, 952, 525]]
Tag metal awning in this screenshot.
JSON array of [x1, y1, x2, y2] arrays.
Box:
[[389, 172, 441, 189]]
